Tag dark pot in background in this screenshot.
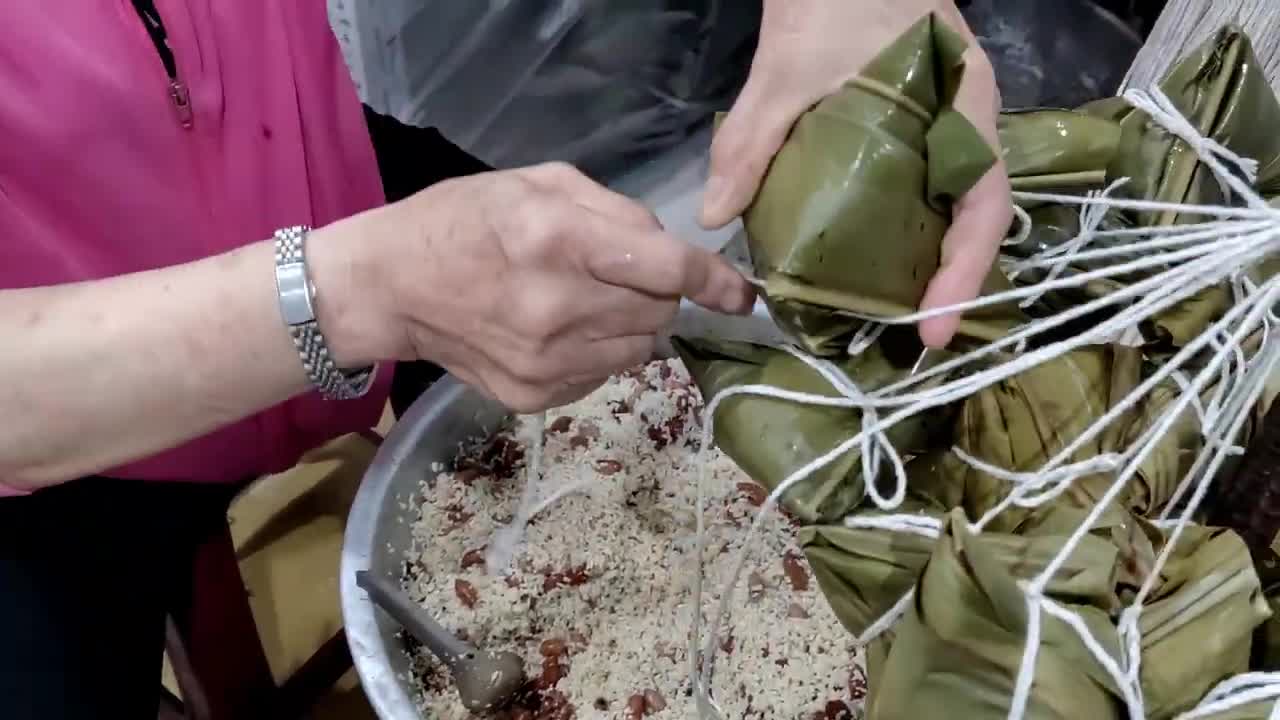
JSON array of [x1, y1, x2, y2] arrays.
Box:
[[960, 0, 1151, 109]]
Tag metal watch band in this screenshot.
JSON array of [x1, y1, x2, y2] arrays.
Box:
[[273, 226, 376, 401]]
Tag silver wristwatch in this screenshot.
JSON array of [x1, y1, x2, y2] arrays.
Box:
[[273, 225, 376, 400]]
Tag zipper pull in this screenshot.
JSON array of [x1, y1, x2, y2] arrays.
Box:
[[169, 79, 194, 129]]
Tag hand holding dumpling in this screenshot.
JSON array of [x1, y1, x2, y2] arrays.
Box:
[[704, 0, 1012, 348]]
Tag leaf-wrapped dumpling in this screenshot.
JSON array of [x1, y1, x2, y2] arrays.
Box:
[[1000, 109, 1121, 196], [739, 13, 1019, 355], [867, 511, 1126, 720], [1136, 524, 1271, 719], [673, 335, 955, 523], [799, 513, 939, 638]]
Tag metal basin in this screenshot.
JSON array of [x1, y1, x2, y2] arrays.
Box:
[[341, 377, 508, 720]]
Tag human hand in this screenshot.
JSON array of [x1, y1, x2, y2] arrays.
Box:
[[702, 0, 1011, 348], [316, 163, 754, 413]]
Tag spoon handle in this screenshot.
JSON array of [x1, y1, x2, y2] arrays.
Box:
[[355, 570, 475, 664]]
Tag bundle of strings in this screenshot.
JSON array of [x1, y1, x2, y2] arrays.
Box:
[[684, 84, 1280, 720]]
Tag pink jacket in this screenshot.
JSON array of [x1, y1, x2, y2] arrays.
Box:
[[0, 1, 392, 490]]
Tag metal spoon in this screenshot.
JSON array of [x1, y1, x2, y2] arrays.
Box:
[[355, 570, 526, 713]]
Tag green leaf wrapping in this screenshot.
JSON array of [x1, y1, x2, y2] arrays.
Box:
[[673, 335, 955, 523], [866, 511, 1126, 720], [1137, 525, 1271, 719], [1110, 27, 1280, 226], [1001, 109, 1122, 197], [1106, 27, 1280, 347], [800, 515, 939, 637], [671, 19, 1280, 719], [738, 13, 1019, 355], [905, 348, 1140, 532]]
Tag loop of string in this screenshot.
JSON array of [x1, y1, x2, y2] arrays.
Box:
[[426, 69, 1280, 719], [1011, 286, 1279, 719], [780, 345, 908, 510], [689, 249, 1277, 713], [467, 72, 1280, 720], [677, 85, 1280, 720], [1004, 204, 1033, 247]]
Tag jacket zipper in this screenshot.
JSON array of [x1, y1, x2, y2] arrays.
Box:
[[130, 0, 193, 128]]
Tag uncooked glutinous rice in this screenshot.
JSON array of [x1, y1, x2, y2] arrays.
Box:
[[403, 359, 868, 719]]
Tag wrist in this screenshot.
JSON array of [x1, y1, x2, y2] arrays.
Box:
[[306, 213, 400, 367]]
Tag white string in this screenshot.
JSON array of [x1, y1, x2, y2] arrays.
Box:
[[1123, 88, 1264, 207], [1173, 670, 1280, 720], [1012, 189, 1279, 220], [1039, 597, 1142, 712], [696, 234, 1274, 696], [1176, 677, 1280, 720], [843, 513, 942, 539], [1009, 285, 1279, 720], [687, 258, 1260, 710], [1159, 362, 1260, 520], [677, 84, 1280, 719], [845, 321, 887, 355], [952, 447, 1124, 510], [873, 233, 1265, 404], [1090, 217, 1266, 238], [857, 588, 915, 646], [870, 232, 1256, 339], [690, 243, 1274, 706], [972, 275, 1271, 532], [1009, 179, 1130, 307], [485, 411, 547, 575], [1117, 325, 1280, 684], [528, 478, 593, 518], [1008, 219, 1267, 274], [1004, 204, 1033, 247], [1123, 0, 1280, 99], [779, 346, 909, 510]]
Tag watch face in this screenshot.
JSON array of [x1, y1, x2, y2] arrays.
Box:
[[275, 261, 317, 326]]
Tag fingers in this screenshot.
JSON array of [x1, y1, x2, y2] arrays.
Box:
[[564, 210, 756, 315], [917, 165, 1013, 348], [701, 0, 993, 232], [518, 162, 755, 314], [700, 68, 812, 230]]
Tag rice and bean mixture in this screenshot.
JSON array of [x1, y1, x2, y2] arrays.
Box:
[[401, 359, 868, 720]]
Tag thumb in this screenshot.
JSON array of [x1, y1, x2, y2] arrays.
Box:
[[917, 166, 1012, 348], [700, 69, 808, 230]]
